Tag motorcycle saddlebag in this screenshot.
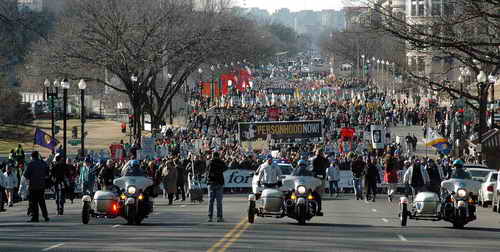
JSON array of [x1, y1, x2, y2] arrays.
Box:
[[414, 192, 440, 215], [261, 189, 282, 212], [93, 191, 118, 213]]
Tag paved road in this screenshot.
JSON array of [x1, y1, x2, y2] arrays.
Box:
[[1, 193, 500, 252]]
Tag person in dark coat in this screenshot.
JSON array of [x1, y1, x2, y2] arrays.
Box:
[[175, 157, 187, 201], [51, 154, 68, 215], [23, 151, 50, 222], [98, 160, 115, 191], [312, 149, 329, 178], [364, 158, 380, 202], [206, 152, 226, 222]]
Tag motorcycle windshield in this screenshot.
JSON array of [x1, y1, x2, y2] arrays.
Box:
[[113, 176, 153, 191], [292, 166, 314, 177]]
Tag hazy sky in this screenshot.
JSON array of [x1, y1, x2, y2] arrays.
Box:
[[236, 0, 345, 13]]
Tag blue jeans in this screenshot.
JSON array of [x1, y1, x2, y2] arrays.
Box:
[[353, 178, 363, 197], [54, 183, 66, 212], [208, 184, 224, 218], [329, 181, 339, 194]]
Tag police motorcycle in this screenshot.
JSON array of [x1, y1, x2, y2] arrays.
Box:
[[399, 160, 480, 228], [81, 160, 155, 225], [248, 160, 323, 225]]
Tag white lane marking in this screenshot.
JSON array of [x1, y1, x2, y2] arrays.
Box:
[[382, 218, 389, 223], [372, 208, 377, 212], [112, 224, 121, 228], [42, 243, 64, 251], [397, 234, 408, 242], [180, 205, 186, 208]]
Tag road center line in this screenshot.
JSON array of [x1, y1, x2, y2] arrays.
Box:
[[207, 218, 247, 252], [397, 234, 408, 242], [112, 224, 121, 228], [220, 222, 251, 252], [42, 243, 64, 251], [372, 208, 377, 212], [382, 218, 389, 223]]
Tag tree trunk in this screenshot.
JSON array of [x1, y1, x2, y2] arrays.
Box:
[[478, 84, 489, 143]]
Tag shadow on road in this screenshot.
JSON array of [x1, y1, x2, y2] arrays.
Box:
[[290, 223, 373, 228], [443, 226, 500, 232], [139, 222, 200, 228]]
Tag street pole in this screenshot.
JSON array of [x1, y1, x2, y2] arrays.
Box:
[[79, 79, 87, 159], [61, 79, 70, 159]]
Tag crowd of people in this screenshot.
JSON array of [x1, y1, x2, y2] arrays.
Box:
[[0, 66, 489, 222]]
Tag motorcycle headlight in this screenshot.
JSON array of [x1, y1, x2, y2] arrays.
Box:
[[297, 186, 306, 195], [127, 186, 137, 195], [457, 188, 467, 198]]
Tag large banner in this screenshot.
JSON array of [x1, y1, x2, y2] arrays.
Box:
[[238, 120, 323, 141], [190, 169, 406, 190]]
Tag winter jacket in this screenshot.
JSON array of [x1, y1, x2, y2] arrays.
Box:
[[326, 165, 340, 182], [206, 159, 226, 186], [23, 159, 50, 190], [351, 159, 365, 178], [403, 164, 430, 188], [162, 162, 177, 194], [384, 156, 399, 184], [3, 171, 18, 189], [312, 155, 329, 177], [258, 162, 282, 185]]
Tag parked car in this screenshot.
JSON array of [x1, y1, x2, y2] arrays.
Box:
[[492, 175, 500, 213], [478, 172, 498, 207]]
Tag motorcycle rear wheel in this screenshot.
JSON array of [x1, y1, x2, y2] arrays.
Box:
[[400, 203, 408, 227], [248, 201, 256, 224], [82, 202, 90, 224]]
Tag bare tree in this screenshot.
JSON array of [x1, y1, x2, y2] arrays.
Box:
[[368, 0, 500, 137], [28, 0, 280, 141]]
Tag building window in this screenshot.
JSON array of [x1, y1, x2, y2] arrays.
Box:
[[411, 0, 417, 16], [417, 0, 425, 16], [417, 56, 426, 72], [431, 0, 442, 16], [443, 0, 454, 16], [411, 0, 425, 16]]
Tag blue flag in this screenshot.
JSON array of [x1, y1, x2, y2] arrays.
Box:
[[34, 128, 58, 150]]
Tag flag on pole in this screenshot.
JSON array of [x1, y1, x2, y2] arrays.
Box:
[[424, 128, 451, 154], [34, 128, 58, 150]]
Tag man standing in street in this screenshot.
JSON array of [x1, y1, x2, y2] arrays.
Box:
[[51, 154, 68, 215], [23, 151, 50, 222], [206, 152, 226, 223], [326, 161, 340, 198], [351, 154, 365, 200]]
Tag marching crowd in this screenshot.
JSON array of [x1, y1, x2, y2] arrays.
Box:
[[0, 70, 485, 223]]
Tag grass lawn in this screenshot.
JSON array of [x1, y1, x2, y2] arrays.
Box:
[[0, 119, 126, 156]]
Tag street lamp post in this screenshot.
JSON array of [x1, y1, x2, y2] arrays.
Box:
[[44, 79, 59, 154], [210, 65, 215, 107], [170, 81, 176, 125], [361, 55, 365, 82], [60, 79, 70, 159], [78, 79, 87, 159]]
